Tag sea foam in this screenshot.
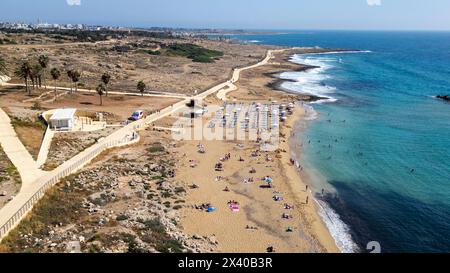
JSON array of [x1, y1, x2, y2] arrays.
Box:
[[280, 54, 338, 103], [315, 198, 360, 253], [280, 50, 372, 103]]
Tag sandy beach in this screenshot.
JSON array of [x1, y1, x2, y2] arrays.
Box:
[[175, 49, 340, 253], [175, 106, 338, 253]]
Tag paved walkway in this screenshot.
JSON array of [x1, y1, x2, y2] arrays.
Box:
[[0, 109, 45, 184], [216, 49, 284, 101], [36, 128, 54, 168]]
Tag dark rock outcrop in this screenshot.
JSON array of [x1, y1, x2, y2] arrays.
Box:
[[436, 95, 450, 102]]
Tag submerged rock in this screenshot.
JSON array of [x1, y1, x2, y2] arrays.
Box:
[[437, 95, 450, 102]]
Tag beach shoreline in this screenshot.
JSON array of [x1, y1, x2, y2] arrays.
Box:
[[277, 49, 372, 253], [177, 47, 342, 253], [278, 104, 340, 252]]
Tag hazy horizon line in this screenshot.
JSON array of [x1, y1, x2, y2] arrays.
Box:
[[2, 19, 450, 33]]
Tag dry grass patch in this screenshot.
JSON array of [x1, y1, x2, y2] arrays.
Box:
[[0, 148, 21, 209], [10, 117, 46, 160]]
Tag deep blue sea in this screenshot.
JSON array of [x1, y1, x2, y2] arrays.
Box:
[[230, 31, 450, 253]]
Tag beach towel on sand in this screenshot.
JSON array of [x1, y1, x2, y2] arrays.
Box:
[[229, 204, 240, 212]]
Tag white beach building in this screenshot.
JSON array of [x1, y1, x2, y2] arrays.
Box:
[[49, 108, 77, 130]]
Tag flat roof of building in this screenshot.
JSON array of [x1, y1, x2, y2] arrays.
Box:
[[49, 108, 77, 120]]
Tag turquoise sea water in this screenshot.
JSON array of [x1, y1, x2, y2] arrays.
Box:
[[231, 31, 450, 253]]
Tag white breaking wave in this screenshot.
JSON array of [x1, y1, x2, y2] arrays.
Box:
[[315, 198, 360, 253], [279, 50, 372, 102], [309, 50, 372, 55], [279, 54, 338, 103]]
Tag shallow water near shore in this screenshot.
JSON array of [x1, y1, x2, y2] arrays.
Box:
[[232, 31, 450, 253]]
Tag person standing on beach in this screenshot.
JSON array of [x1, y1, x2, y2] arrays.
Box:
[[305, 196, 309, 205]]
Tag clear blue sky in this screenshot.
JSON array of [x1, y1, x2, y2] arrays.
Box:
[[1, 0, 449, 31]]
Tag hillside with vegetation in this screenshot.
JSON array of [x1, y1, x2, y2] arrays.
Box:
[[165, 43, 223, 63]]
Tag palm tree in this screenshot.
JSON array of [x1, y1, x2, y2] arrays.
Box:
[[137, 80, 146, 97], [14, 61, 32, 95], [31, 63, 43, 90], [67, 69, 81, 94], [38, 55, 49, 88], [96, 83, 106, 106], [50, 67, 61, 100], [101, 73, 111, 97], [67, 70, 74, 93], [0, 56, 7, 77]]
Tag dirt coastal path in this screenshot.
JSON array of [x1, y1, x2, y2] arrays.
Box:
[[0, 48, 283, 240]]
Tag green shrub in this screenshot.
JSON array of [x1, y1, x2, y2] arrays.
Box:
[[165, 43, 223, 63], [143, 218, 165, 233], [161, 191, 172, 198], [146, 144, 165, 153], [147, 50, 161, 55], [174, 187, 186, 194], [139, 218, 184, 253], [116, 214, 129, 221], [31, 102, 42, 110]]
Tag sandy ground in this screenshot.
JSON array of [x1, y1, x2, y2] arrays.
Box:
[[175, 107, 337, 253], [0, 86, 181, 122], [173, 48, 340, 253], [41, 92, 182, 122]]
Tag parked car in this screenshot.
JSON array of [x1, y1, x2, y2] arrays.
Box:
[[129, 110, 145, 121]]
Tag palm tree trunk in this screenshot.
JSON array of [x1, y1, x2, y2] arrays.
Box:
[[54, 80, 57, 100], [25, 77, 30, 95], [100, 95, 103, 106]]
